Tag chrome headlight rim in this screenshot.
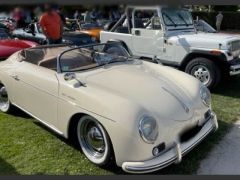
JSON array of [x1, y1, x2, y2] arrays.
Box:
[[200, 85, 211, 107], [139, 115, 159, 144]]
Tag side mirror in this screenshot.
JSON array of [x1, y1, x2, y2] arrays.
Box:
[[64, 72, 76, 81], [64, 72, 87, 87]]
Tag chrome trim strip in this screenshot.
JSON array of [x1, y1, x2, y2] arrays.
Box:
[[162, 87, 190, 113], [12, 103, 64, 136]]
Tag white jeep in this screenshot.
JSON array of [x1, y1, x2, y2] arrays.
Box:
[[100, 6, 240, 89]]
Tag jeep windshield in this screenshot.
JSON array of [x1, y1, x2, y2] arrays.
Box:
[[161, 8, 193, 27], [59, 43, 132, 73]]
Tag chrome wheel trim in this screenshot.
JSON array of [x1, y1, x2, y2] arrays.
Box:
[[0, 85, 10, 112], [191, 65, 211, 85], [77, 117, 109, 164]]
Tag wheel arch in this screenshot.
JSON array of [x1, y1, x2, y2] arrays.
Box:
[[67, 112, 90, 140], [67, 112, 116, 163], [180, 52, 229, 71]]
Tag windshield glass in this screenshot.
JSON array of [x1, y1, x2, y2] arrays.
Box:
[[194, 20, 216, 33], [59, 43, 131, 72], [161, 8, 193, 26]]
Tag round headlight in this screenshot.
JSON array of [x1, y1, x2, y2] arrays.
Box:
[[200, 86, 211, 107], [139, 116, 158, 144]]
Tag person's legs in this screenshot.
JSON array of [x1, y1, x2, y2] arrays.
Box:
[[216, 22, 221, 32], [47, 38, 62, 45], [47, 38, 55, 45]]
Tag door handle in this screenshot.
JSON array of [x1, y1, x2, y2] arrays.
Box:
[[135, 30, 141, 36]]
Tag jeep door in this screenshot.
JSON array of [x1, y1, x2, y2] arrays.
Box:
[[132, 8, 165, 58]]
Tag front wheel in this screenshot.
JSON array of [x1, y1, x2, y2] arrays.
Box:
[[77, 115, 113, 166], [0, 83, 14, 113], [185, 58, 221, 90]]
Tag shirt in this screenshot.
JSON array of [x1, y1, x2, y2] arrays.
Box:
[[216, 13, 223, 24], [39, 11, 62, 40]]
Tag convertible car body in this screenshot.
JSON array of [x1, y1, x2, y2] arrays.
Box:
[[12, 23, 96, 45], [0, 42, 218, 173], [0, 28, 37, 60]]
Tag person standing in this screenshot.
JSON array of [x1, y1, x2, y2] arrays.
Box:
[[216, 11, 223, 32], [74, 10, 80, 20], [39, 4, 63, 45]]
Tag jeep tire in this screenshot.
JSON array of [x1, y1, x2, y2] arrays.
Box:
[[185, 57, 221, 90]]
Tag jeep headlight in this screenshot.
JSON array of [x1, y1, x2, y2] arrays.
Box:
[[139, 116, 158, 144], [200, 86, 211, 107]]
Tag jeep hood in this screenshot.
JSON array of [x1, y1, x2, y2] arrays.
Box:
[[169, 32, 240, 49]]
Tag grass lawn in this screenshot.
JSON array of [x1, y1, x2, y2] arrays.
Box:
[[0, 75, 240, 175]]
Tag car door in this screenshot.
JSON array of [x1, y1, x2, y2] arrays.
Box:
[[132, 9, 165, 58], [12, 61, 59, 129]]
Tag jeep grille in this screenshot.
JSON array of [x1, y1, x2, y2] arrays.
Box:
[[231, 40, 240, 52]]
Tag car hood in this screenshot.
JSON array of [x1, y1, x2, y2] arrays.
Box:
[[0, 39, 37, 47], [74, 61, 203, 122], [0, 39, 37, 58], [168, 32, 240, 49]]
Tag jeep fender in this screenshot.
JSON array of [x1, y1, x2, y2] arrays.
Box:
[[180, 49, 229, 71]]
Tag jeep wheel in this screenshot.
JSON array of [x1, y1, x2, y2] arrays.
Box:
[[185, 58, 221, 89]]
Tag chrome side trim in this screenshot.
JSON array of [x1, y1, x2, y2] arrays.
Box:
[[12, 103, 64, 136], [162, 87, 190, 113]]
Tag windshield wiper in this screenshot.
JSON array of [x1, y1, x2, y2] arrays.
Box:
[[177, 13, 189, 26], [162, 12, 177, 27]]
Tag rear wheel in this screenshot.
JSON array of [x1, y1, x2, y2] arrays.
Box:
[[77, 115, 113, 166], [0, 83, 14, 113], [185, 58, 221, 90]]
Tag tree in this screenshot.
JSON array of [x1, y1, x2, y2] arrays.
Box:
[[212, 5, 239, 12]]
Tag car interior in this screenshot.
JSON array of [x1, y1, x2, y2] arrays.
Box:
[[113, 11, 161, 34], [17, 44, 129, 72]]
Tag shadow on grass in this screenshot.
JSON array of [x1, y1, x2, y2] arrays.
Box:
[[0, 158, 19, 175], [213, 75, 240, 99], [11, 107, 32, 119]]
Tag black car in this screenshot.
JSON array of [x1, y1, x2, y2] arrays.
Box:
[[12, 23, 97, 45]]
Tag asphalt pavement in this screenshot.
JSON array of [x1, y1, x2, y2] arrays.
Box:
[[197, 121, 240, 175]]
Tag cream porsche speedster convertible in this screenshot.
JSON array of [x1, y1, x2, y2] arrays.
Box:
[[0, 42, 218, 173]]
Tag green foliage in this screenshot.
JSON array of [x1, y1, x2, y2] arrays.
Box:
[[212, 5, 239, 12]]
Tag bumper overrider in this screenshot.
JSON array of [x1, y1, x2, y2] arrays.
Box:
[[229, 58, 240, 75], [122, 112, 218, 174]]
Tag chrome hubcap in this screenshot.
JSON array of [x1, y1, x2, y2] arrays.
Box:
[[0, 85, 9, 111], [80, 120, 105, 158], [192, 65, 210, 85]]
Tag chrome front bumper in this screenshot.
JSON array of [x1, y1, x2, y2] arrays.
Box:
[[230, 64, 240, 75], [122, 112, 218, 174], [229, 58, 240, 76]]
